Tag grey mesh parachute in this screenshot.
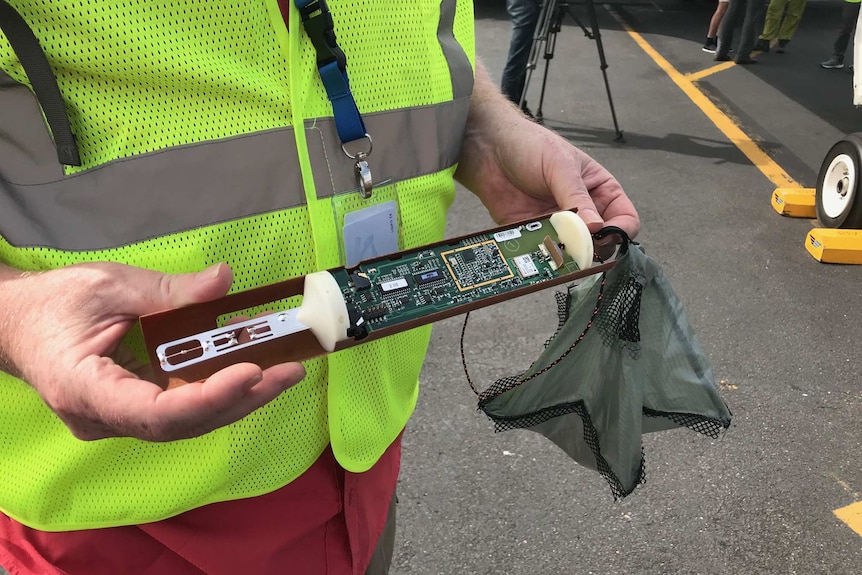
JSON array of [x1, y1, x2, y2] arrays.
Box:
[[464, 231, 732, 499]]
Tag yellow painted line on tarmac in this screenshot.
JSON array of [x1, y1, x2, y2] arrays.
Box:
[[834, 501, 862, 537], [606, 7, 801, 189], [686, 61, 736, 81]]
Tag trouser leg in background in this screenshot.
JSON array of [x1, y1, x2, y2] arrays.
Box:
[[736, 0, 766, 58], [834, 1, 861, 60], [500, 0, 542, 105], [777, 0, 807, 41], [760, 0, 788, 40], [717, 0, 746, 56]]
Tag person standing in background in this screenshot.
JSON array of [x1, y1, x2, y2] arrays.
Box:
[[702, 0, 730, 53], [501, 0, 542, 112], [821, 0, 862, 68], [715, 0, 765, 64], [754, 0, 808, 53]]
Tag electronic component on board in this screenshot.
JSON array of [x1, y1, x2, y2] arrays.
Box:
[[442, 241, 514, 291], [365, 303, 388, 321], [542, 235, 565, 270], [513, 254, 539, 278], [351, 271, 372, 290], [379, 277, 408, 294], [414, 269, 444, 286], [493, 228, 522, 242]]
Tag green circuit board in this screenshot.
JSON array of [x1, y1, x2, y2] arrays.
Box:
[[334, 216, 583, 333]]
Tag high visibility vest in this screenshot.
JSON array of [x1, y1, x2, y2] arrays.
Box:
[[0, 0, 474, 531]]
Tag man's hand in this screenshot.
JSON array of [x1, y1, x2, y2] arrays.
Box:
[[455, 63, 640, 237], [0, 262, 306, 442]]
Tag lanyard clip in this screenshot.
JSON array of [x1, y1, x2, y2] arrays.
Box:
[[342, 134, 374, 199], [296, 0, 346, 70], [355, 152, 372, 199]]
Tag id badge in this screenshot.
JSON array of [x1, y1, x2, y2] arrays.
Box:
[[332, 187, 402, 268]]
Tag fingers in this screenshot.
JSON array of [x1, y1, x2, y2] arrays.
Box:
[[542, 140, 610, 232], [11, 262, 307, 442], [149, 362, 307, 440], [599, 211, 641, 239], [61, 359, 306, 441], [550, 147, 640, 238]]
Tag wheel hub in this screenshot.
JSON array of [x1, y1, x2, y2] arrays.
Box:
[[822, 154, 856, 219]]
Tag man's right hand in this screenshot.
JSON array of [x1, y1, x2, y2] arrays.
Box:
[[0, 262, 306, 442]]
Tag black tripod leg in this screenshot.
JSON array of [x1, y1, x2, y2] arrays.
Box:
[[536, 3, 565, 124], [579, 0, 624, 142]]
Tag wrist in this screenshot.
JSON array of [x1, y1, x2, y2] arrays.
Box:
[[0, 264, 35, 378]]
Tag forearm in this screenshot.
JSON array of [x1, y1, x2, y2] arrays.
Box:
[[455, 62, 525, 193]]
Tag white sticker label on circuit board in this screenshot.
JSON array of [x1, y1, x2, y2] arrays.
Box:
[[493, 228, 521, 242], [513, 254, 539, 278], [380, 278, 409, 292]]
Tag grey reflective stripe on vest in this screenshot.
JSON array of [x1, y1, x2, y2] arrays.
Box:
[[0, 0, 474, 252], [306, 98, 470, 198], [438, 0, 474, 100], [0, 92, 471, 251]]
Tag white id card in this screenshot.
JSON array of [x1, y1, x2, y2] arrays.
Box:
[[342, 200, 399, 268]]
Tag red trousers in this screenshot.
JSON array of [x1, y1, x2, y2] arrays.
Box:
[[0, 438, 400, 575]]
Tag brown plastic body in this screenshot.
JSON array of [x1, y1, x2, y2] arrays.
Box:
[[140, 210, 614, 388]]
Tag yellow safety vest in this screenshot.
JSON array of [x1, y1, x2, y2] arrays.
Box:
[[0, 0, 475, 530]]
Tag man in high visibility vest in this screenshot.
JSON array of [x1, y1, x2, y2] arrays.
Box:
[[0, 1, 639, 573]]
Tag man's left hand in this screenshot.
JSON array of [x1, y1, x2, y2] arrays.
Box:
[[455, 64, 639, 238]]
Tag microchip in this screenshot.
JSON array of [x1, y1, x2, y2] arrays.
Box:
[[378, 277, 408, 294], [461, 248, 477, 263], [513, 254, 539, 278], [414, 269, 443, 286]]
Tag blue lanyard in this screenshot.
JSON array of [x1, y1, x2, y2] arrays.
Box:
[[295, 0, 374, 197]]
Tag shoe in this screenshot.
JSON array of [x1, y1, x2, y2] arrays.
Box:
[[776, 39, 789, 54], [754, 39, 770, 52], [702, 38, 717, 54], [735, 55, 758, 65], [821, 57, 844, 69], [714, 52, 731, 62]]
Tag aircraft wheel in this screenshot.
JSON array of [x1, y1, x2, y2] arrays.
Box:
[[816, 134, 862, 228]]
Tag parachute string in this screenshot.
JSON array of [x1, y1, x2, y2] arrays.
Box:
[[460, 311, 480, 396]]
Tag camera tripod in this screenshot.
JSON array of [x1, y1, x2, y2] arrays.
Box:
[[519, 0, 624, 142]]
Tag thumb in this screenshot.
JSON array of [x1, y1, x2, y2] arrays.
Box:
[[575, 205, 604, 233], [546, 148, 605, 233], [141, 263, 234, 313], [555, 183, 604, 233]]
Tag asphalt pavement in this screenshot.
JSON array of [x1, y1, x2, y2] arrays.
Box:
[[391, 1, 862, 574]]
